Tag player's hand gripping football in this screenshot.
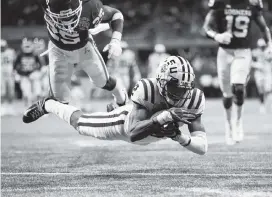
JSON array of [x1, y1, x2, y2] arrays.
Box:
[[103, 39, 122, 59], [154, 108, 197, 125], [214, 32, 232, 45]]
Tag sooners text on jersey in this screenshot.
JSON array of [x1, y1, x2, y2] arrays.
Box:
[[209, 0, 263, 49]]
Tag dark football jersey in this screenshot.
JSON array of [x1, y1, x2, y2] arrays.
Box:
[[43, 0, 104, 51], [209, 0, 263, 49], [14, 52, 42, 76]]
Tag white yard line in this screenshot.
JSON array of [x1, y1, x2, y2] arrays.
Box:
[[2, 186, 272, 197], [2, 172, 272, 177]]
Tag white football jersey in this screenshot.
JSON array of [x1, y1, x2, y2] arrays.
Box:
[[1, 48, 16, 74], [124, 78, 205, 145]]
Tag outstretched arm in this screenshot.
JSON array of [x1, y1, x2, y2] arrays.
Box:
[[127, 103, 161, 142], [102, 5, 124, 40], [203, 10, 218, 39], [172, 116, 207, 155]]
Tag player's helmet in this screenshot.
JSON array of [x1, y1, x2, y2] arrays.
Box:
[[1, 39, 8, 52], [21, 38, 34, 53], [45, 0, 82, 32], [34, 38, 46, 54], [156, 56, 195, 106], [154, 44, 166, 53]]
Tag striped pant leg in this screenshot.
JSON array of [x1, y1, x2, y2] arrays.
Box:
[[76, 107, 129, 141]]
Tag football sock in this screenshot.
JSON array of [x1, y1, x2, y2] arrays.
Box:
[[234, 104, 243, 123], [112, 80, 127, 105], [45, 100, 79, 125], [224, 107, 232, 126]]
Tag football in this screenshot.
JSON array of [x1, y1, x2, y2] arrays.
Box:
[[150, 110, 181, 138]]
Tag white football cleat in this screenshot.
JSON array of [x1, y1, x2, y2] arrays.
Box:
[[234, 121, 244, 143], [225, 122, 235, 145]]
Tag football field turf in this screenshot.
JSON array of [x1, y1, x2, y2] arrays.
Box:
[[1, 99, 272, 197]]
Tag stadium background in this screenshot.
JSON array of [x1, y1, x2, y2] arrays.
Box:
[[1, 0, 272, 99]]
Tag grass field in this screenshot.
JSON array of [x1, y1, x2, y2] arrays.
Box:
[[1, 99, 272, 197]]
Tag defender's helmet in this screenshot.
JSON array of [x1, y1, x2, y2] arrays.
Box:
[[21, 38, 34, 53], [45, 0, 82, 32], [156, 56, 195, 106]]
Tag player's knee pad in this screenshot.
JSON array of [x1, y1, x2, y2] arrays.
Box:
[[223, 97, 232, 109], [232, 84, 245, 106], [102, 76, 116, 91]]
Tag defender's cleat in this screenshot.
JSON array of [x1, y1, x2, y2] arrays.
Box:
[[107, 90, 128, 112], [23, 98, 49, 123]]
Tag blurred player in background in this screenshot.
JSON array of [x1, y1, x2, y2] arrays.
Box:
[[252, 38, 272, 113], [14, 38, 42, 107], [1, 39, 16, 115], [203, 0, 272, 145], [33, 37, 49, 97], [34, 0, 127, 111], [107, 41, 141, 94], [23, 56, 207, 155], [147, 44, 170, 78]]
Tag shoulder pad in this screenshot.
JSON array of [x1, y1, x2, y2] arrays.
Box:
[[187, 88, 206, 115], [208, 0, 225, 9], [131, 79, 156, 108]]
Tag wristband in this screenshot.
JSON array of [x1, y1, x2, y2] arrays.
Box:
[[207, 30, 217, 39], [112, 31, 122, 41], [176, 134, 191, 146], [183, 137, 191, 147]]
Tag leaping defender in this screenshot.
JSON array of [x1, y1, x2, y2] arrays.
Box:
[[34, 0, 127, 109], [23, 56, 208, 155], [203, 0, 272, 145]]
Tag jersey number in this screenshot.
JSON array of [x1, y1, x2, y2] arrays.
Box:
[[225, 15, 250, 38], [47, 24, 80, 44]]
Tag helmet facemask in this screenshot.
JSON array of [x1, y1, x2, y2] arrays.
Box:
[[45, 0, 82, 32]]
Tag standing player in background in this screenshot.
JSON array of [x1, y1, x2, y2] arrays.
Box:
[[252, 38, 272, 113], [107, 41, 141, 94], [147, 44, 170, 78], [1, 39, 16, 115], [14, 38, 42, 107], [34, 0, 127, 110], [33, 37, 49, 97], [203, 0, 272, 145]]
